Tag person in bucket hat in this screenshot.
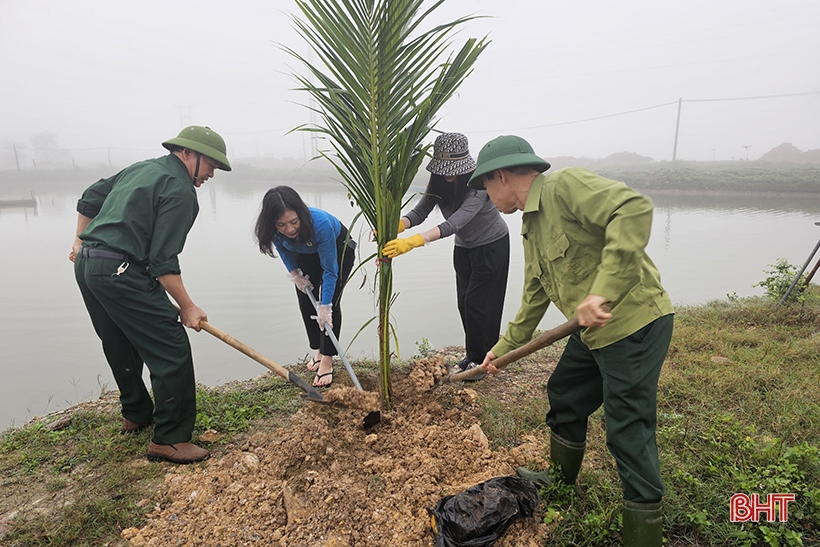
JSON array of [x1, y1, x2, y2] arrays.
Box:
[[472, 135, 674, 547], [70, 125, 231, 464], [383, 132, 510, 379]]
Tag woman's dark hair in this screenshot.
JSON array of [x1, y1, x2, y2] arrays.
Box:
[[419, 172, 473, 217], [254, 186, 315, 257]]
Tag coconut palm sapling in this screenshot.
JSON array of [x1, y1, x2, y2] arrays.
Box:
[[283, 0, 487, 409]]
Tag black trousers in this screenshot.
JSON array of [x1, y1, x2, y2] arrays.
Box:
[[294, 236, 356, 356], [453, 234, 510, 363]]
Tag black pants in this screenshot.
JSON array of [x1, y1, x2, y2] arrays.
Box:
[[453, 234, 510, 363], [294, 235, 356, 356]]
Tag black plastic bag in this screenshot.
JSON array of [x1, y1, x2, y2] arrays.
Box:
[[427, 475, 539, 547]]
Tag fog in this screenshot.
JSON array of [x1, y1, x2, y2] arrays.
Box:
[[1, 0, 819, 168]]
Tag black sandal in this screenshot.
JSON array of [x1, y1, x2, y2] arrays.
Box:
[[307, 356, 321, 372], [313, 369, 333, 388]]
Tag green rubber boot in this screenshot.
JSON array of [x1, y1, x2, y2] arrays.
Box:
[[549, 431, 585, 484], [622, 500, 663, 547], [516, 466, 553, 487], [516, 431, 586, 487]]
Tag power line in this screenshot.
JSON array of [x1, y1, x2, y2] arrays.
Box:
[[472, 91, 820, 133], [473, 101, 679, 133], [684, 91, 820, 103]]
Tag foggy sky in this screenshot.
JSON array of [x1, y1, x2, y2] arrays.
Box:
[[1, 0, 818, 167]]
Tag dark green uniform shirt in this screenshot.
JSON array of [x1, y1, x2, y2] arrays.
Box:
[[493, 168, 674, 353], [76, 154, 198, 278]]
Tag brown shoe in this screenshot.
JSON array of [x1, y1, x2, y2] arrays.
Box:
[[146, 441, 209, 464], [120, 419, 152, 434]]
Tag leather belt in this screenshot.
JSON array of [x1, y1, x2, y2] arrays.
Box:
[[80, 246, 130, 261]]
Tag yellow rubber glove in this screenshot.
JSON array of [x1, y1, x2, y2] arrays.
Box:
[[383, 234, 425, 258], [372, 219, 406, 241]]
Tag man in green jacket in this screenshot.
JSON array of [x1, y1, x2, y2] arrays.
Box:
[[70, 126, 231, 464], [470, 135, 674, 547]]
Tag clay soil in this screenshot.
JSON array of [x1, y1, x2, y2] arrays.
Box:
[[125, 349, 558, 547]]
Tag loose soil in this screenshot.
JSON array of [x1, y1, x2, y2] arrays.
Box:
[[4, 347, 562, 547]]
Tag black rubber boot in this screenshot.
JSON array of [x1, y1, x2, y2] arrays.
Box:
[[517, 430, 586, 487], [622, 500, 663, 547]]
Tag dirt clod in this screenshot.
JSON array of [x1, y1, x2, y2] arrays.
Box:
[[321, 386, 380, 412]]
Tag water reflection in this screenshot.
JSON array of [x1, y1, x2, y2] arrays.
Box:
[[2, 177, 820, 429]]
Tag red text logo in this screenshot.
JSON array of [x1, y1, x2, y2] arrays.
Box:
[[730, 493, 795, 522]]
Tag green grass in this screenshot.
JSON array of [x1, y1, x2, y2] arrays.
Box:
[[478, 296, 820, 546]]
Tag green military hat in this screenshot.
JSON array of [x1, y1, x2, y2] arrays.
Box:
[[468, 135, 550, 189], [162, 125, 231, 171]]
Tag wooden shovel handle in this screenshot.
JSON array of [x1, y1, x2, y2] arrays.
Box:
[[199, 321, 291, 379], [491, 318, 580, 370], [198, 321, 328, 404], [441, 317, 580, 384]]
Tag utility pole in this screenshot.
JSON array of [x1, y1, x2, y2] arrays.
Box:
[[671, 97, 682, 161], [13, 144, 20, 170], [742, 145, 752, 161]]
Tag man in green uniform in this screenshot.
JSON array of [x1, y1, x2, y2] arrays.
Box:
[[70, 126, 231, 464], [470, 135, 674, 546]]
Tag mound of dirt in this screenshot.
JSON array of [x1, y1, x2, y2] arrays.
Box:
[[124, 358, 552, 547]]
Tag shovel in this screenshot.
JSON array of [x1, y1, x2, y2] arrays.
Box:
[[435, 317, 581, 386], [198, 320, 382, 429], [198, 321, 329, 403], [304, 290, 382, 427], [304, 289, 364, 391]]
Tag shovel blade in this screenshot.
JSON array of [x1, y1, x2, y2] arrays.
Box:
[[289, 370, 327, 403]]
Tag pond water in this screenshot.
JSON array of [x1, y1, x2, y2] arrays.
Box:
[[2, 178, 820, 429]]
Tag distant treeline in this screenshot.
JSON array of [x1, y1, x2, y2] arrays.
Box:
[[2, 161, 819, 195], [596, 163, 820, 194]]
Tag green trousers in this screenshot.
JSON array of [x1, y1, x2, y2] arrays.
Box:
[[546, 314, 673, 503], [74, 254, 196, 444]]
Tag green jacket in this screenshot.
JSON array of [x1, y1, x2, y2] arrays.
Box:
[[76, 154, 198, 278], [493, 168, 673, 353]]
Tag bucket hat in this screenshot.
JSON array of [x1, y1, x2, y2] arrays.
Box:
[[468, 135, 550, 189], [162, 126, 231, 171], [426, 132, 476, 177]]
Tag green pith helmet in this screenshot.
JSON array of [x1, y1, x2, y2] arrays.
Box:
[[162, 125, 231, 171], [468, 135, 550, 189]]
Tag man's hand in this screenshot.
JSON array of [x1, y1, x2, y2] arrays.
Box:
[[576, 294, 612, 328], [179, 305, 208, 331], [480, 350, 500, 374]]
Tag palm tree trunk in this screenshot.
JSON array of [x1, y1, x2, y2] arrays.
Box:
[[378, 261, 392, 408]]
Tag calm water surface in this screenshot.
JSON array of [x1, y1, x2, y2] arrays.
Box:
[[2, 178, 820, 429]]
